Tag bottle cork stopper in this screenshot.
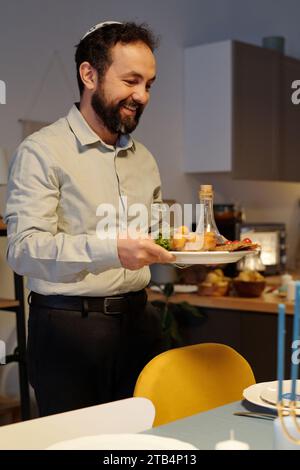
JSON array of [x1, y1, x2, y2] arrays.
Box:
[[199, 184, 213, 198]]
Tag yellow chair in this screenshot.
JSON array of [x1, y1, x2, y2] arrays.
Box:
[[134, 343, 255, 427]]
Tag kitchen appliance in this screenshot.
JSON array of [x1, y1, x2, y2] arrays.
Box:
[[149, 264, 178, 285], [238, 223, 286, 275]]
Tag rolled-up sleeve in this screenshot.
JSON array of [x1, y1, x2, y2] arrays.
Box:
[[4, 141, 121, 283]]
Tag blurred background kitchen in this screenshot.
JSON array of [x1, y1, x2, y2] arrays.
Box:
[[1, 0, 300, 418]]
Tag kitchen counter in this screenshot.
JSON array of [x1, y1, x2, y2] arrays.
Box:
[[147, 275, 298, 315], [147, 290, 295, 315]]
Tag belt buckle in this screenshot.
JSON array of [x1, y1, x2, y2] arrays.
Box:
[[104, 296, 124, 315]]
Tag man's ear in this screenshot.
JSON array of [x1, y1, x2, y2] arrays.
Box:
[[79, 62, 98, 92]]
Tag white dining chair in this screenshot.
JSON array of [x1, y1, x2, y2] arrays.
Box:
[[0, 397, 155, 450]]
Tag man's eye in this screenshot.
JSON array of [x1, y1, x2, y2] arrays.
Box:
[[125, 80, 137, 85]]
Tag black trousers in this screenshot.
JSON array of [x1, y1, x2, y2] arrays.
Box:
[[27, 291, 166, 417]]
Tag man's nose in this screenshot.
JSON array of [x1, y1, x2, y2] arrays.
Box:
[[132, 86, 149, 105]]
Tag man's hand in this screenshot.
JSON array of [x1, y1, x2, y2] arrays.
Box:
[[117, 235, 175, 270]]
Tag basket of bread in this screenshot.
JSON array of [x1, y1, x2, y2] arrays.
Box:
[[232, 270, 266, 297], [198, 268, 230, 296]]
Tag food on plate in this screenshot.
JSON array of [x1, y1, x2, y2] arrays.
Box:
[[203, 232, 217, 250], [155, 227, 259, 253], [154, 234, 171, 251], [183, 233, 203, 251], [198, 268, 230, 296], [175, 225, 189, 235], [171, 233, 187, 251], [214, 238, 259, 252]]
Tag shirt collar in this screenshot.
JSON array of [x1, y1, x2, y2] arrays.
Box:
[[66, 103, 134, 151]]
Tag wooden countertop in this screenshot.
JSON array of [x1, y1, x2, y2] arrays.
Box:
[[148, 274, 300, 315], [147, 289, 295, 315]]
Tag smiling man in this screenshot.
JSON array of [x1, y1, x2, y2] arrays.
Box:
[[5, 21, 174, 416]]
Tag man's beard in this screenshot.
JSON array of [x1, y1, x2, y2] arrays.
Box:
[[91, 88, 144, 135]]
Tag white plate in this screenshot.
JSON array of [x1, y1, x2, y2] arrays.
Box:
[[243, 380, 300, 413], [46, 433, 197, 450], [260, 380, 300, 407], [169, 250, 255, 265], [150, 284, 198, 293]]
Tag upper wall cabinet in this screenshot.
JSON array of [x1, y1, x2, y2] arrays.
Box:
[[280, 56, 300, 182], [184, 40, 300, 181]]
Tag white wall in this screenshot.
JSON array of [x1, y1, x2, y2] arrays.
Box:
[[0, 0, 300, 397]]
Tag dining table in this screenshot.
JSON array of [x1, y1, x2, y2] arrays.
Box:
[[143, 400, 275, 450], [0, 397, 276, 450]]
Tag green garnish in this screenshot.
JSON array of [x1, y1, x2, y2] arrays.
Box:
[[155, 234, 171, 251]]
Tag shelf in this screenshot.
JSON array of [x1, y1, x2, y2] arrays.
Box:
[[0, 299, 20, 309]]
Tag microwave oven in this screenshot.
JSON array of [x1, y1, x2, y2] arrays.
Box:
[[237, 223, 286, 275]]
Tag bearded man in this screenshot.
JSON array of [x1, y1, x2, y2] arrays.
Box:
[[5, 21, 173, 417]]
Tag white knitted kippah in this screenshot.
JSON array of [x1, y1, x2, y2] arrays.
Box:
[[81, 21, 123, 41]]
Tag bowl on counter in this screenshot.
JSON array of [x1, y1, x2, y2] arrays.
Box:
[[232, 279, 266, 298], [198, 281, 230, 297]]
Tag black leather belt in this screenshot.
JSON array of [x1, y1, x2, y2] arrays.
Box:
[[29, 289, 147, 316]]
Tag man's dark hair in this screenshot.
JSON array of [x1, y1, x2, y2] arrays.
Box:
[[75, 22, 159, 96]]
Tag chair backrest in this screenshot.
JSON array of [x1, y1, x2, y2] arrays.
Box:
[[134, 343, 255, 427], [0, 397, 155, 450]]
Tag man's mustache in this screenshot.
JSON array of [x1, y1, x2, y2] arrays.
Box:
[[119, 100, 144, 113]]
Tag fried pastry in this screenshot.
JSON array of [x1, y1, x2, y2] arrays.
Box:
[[214, 240, 259, 252]]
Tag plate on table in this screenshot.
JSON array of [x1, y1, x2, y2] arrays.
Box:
[[46, 433, 197, 450], [243, 381, 300, 412], [169, 250, 256, 265], [260, 380, 300, 408]]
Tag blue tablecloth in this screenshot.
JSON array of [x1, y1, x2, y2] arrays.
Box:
[[144, 400, 275, 450]]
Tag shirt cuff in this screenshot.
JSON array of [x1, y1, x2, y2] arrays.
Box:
[[88, 235, 122, 271]]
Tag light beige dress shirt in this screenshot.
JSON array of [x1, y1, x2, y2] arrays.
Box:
[[4, 104, 162, 296]]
